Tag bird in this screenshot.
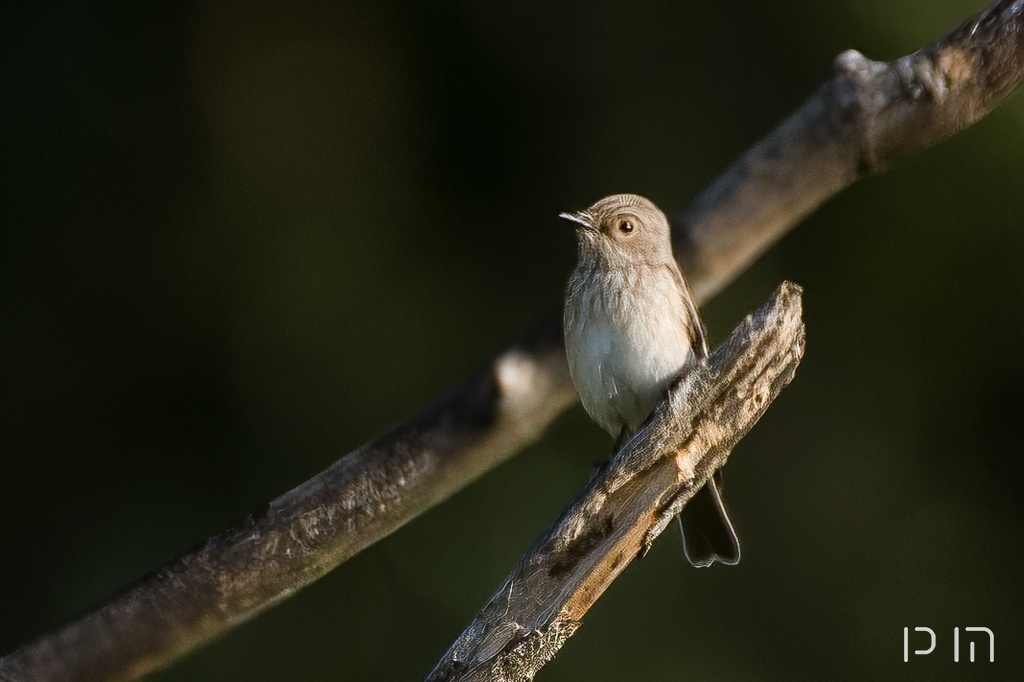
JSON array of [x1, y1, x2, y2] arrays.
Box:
[[561, 193, 740, 567]]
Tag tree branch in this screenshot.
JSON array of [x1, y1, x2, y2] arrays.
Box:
[[0, 318, 578, 682], [426, 281, 805, 682], [1, 1, 1021, 679], [676, 0, 1024, 301]]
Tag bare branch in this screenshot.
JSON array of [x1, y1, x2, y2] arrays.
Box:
[[426, 282, 805, 682], [1, 1, 1021, 679], [0, 319, 578, 682], [676, 0, 1024, 301]]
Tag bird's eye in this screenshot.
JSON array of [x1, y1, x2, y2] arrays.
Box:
[[618, 220, 634, 234]]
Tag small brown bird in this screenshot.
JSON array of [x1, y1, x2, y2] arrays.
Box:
[[561, 193, 740, 567]]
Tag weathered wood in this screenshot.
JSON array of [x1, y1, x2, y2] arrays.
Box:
[[676, 0, 1024, 301], [426, 282, 805, 682]]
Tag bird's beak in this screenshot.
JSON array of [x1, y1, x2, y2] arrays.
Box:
[[559, 211, 595, 230]]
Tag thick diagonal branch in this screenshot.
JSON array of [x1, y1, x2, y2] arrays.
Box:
[[676, 0, 1024, 300], [426, 282, 805, 682], [1, 1, 1021, 679]]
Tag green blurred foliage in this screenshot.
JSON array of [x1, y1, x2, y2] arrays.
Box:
[[2, 0, 1023, 680]]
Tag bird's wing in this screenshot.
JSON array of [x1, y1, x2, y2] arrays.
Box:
[[665, 262, 709, 360]]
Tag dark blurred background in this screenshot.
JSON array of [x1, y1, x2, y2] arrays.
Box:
[[2, 0, 1022, 679]]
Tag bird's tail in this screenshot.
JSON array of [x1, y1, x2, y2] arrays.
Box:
[[678, 471, 741, 567]]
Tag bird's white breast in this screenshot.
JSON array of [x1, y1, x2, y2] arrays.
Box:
[[564, 264, 695, 437]]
